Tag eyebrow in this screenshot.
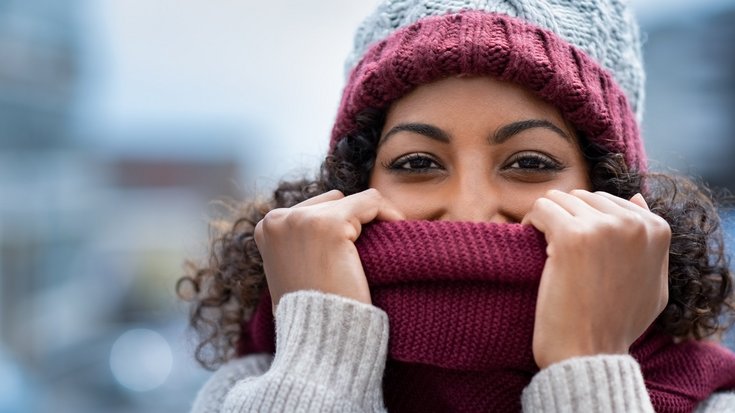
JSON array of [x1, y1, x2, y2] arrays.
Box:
[[379, 119, 571, 146], [379, 123, 450, 145], [493, 119, 571, 144]]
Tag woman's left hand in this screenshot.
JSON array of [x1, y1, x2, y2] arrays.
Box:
[[522, 189, 671, 369]]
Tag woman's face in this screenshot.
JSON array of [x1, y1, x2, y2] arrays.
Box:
[[369, 76, 592, 223]]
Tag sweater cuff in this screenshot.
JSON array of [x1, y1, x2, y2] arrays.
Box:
[[521, 354, 655, 413], [270, 290, 389, 410]]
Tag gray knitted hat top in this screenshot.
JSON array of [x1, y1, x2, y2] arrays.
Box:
[[345, 0, 645, 122]]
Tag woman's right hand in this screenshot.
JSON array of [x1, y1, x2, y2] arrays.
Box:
[[254, 188, 404, 312]]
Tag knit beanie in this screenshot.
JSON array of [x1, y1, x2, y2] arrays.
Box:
[[330, 0, 647, 172]]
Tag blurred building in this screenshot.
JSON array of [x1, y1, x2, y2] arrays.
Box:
[[0, 0, 76, 148], [643, 7, 735, 192], [0, 1, 247, 412], [0, 0, 80, 356]]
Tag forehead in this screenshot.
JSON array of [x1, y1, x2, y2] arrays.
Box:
[[383, 76, 577, 143]]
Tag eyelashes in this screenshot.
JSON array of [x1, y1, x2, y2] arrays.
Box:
[[383, 151, 565, 174], [505, 152, 563, 171], [383, 153, 442, 173]]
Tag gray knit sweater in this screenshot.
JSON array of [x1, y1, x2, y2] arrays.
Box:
[[190, 291, 735, 413]]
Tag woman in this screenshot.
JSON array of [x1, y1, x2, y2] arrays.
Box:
[[179, 1, 735, 412]]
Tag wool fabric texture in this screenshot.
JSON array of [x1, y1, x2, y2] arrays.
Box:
[[330, 11, 647, 173], [239, 221, 735, 413], [345, 0, 645, 122]]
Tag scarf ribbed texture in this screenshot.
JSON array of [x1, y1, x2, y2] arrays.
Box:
[[239, 220, 735, 412]]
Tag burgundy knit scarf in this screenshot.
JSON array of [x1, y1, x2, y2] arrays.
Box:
[[238, 221, 735, 412]]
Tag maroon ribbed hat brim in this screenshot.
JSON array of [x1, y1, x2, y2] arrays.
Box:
[[330, 11, 646, 172]]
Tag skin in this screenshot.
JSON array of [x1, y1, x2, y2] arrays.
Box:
[[254, 76, 671, 370], [370, 76, 591, 222]]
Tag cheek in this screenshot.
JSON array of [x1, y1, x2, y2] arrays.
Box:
[[503, 189, 544, 221], [562, 164, 593, 191], [503, 171, 592, 220]]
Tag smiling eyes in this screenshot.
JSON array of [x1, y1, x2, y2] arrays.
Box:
[[506, 152, 562, 170], [390, 153, 442, 171], [385, 151, 563, 174]]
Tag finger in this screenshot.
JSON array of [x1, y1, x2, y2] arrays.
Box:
[[595, 191, 649, 213], [254, 220, 264, 246], [334, 188, 404, 226], [545, 189, 601, 218], [521, 196, 574, 235], [374, 194, 405, 222], [571, 190, 634, 215], [630, 193, 650, 211], [293, 189, 344, 208], [353, 188, 405, 222]]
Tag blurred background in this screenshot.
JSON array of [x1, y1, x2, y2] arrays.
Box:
[[0, 0, 733, 412]]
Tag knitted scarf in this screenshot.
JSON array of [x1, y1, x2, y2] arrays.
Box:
[[238, 220, 735, 412]]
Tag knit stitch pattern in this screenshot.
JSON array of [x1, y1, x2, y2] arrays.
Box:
[[240, 221, 735, 413], [331, 12, 647, 172], [345, 0, 645, 122]]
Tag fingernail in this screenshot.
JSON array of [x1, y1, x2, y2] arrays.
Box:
[[634, 193, 648, 207]]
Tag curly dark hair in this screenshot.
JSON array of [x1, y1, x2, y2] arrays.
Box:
[[177, 108, 735, 370]]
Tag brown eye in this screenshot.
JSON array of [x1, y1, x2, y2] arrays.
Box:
[[387, 153, 442, 173], [506, 153, 562, 171]]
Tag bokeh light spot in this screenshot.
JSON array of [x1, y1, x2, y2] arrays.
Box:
[[109, 329, 173, 392]]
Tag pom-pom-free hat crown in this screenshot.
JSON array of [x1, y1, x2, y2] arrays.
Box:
[[331, 1, 647, 172], [346, 0, 645, 122]]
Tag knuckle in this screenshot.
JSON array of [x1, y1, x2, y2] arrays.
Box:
[[652, 215, 672, 237], [532, 196, 551, 210], [599, 215, 619, 230], [612, 212, 645, 238], [530, 197, 543, 210], [283, 209, 308, 228], [544, 189, 561, 199], [362, 187, 381, 200], [588, 216, 618, 237], [324, 189, 346, 201], [256, 208, 291, 243], [620, 210, 645, 227], [261, 208, 285, 227], [254, 221, 264, 244], [566, 224, 585, 237], [285, 210, 334, 233]]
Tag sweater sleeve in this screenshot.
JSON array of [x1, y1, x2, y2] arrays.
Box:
[[521, 355, 735, 413], [521, 355, 655, 412], [695, 392, 735, 412], [190, 354, 273, 413], [190, 290, 390, 413]]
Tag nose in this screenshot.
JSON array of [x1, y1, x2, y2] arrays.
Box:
[[438, 176, 510, 223]]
